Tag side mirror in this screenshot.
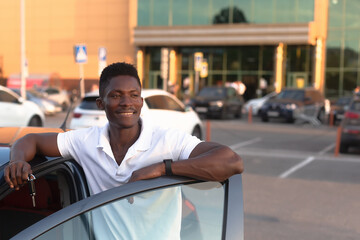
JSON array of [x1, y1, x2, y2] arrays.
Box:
[[17, 97, 24, 104]]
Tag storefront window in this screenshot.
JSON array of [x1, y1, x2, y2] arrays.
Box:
[[233, 0, 252, 23], [326, 40, 341, 68], [227, 48, 241, 71], [343, 72, 358, 95], [275, 0, 295, 23], [212, 0, 231, 24], [138, 0, 151, 26], [153, 0, 169, 26], [343, 40, 359, 69], [325, 71, 340, 98], [345, 0, 360, 28], [192, 0, 211, 25], [328, 0, 343, 28], [297, 0, 314, 22], [172, 0, 189, 25], [241, 47, 259, 71], [262, 46, 274, 71], [253, 0, 274, 23]]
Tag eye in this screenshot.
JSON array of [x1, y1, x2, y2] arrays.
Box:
[[110, 93, 120, 99]]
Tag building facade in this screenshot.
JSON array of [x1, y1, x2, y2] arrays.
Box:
[[0, 0, 359, 100], [134, 0, 359, 101]]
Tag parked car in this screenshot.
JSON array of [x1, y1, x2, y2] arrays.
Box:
[[70, 89, 204, 139], [0, 127, 244, 240], [243, 91, 277, 116], [39, 87, 71, 111], [0, 86, 45, 127], [330, 96, 352, 124], [11, 88, 61, 116], [260, 87, 327, 124], [339, 97, 360, 153], [189, 86, 244, 119]]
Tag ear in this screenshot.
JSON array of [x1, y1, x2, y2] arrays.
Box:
[[96, 97, 105, 110]]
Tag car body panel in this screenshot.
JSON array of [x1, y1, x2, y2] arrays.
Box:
[[340, 97, 360, 153], [243, 92, 277, 115], [260, 88, 326, 123], [0, 86, 45, 127], [12, 175, 243, 240], [190, 86, 244, 119]]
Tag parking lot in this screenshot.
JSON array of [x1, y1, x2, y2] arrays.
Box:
[[45, 112, 360, 239]]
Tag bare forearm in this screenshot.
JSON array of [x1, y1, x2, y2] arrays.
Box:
[[10, 134, 38, 163], [172, 145, 243, 182]]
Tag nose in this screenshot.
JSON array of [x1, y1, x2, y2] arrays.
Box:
[[119, 95, 132, 105]]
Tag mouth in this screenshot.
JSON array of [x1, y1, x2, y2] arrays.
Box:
[[116, 111, 136, 117]]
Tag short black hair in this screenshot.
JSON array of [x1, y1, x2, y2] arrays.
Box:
[[99, 62, 141, 97]]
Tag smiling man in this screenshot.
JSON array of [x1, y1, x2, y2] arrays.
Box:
[[4, 62, 243, 238]]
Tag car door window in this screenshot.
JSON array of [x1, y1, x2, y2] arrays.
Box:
[[0, 90, 18, 103], [31, 181, 225, 240], [0, 162, 86, 239], [145, 95, 184, 112]]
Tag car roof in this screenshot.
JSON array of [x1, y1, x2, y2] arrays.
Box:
[[0, 127, 65, 147]]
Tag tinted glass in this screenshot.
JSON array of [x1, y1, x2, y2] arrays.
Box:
[[198, 87, 226, 98], [0, 90, 18, 103], [34, 182, 225, 240], [277, 90, 304, 101], [79, 97, 99, 110]]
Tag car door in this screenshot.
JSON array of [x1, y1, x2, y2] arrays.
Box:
[[0, 89, 27, 126], [0, 156, 90, 239], [12, 174, 244, 240]]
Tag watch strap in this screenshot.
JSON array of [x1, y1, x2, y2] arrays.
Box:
[[163, 159, 173, 176]]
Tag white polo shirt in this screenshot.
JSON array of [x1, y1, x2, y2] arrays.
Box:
[[57, 117, 202, 195]]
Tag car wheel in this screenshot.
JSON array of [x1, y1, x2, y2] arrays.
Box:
[[261, 114, 268, 122], [220, 108, 228, 120], [235, 106, 242, 119], [286, 117, 295, 123], [191, 126, 202, 139], [28, 116, 43, 127], [339, 143, 348, 153]]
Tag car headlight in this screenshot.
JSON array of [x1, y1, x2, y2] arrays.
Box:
[[209, 101, 224, 107], [285, 103, 297, 110]]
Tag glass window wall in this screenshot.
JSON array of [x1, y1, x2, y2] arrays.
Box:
[[138, 0, 314, 26]]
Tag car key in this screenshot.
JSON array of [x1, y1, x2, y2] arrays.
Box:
[[27, 174, 36, 207]]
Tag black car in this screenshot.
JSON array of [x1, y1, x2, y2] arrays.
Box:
[[340, 97, 360, 153], [260, 88, 326, 124], [0, 127, 244, 240], [189, 86, 244, 119]]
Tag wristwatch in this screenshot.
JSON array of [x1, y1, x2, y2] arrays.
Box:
[[163, 159, 173, 176]]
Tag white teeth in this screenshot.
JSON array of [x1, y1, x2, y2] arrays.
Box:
[[119, 112, 133, 115]]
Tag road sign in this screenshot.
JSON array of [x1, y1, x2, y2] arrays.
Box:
[[74, 45, 87, 63], [194, 52, 203, 71]]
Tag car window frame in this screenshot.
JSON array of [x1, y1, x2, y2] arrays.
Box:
[[12, 174, 244, 240]]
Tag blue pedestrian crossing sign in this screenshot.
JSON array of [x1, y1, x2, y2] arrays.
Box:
[[74, 45, 87, 63]]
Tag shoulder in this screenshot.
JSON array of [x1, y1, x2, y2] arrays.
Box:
[[59, 126, 103, 141]]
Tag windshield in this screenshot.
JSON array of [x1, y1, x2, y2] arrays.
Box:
[[198, 88, 226, 98], [276, 90, 304, 101]]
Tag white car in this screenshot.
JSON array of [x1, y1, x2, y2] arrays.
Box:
[[243, 91, 277, 116], [70, 89, 204, 139], [0, 86, 45, 126]]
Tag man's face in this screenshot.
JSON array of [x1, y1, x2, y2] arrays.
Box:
[[97, 75, 143, 129]]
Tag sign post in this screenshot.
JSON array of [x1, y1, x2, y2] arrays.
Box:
[[74, 44, 87, 98], [194, 52, 203, 94], [98, 47, 107, 77]]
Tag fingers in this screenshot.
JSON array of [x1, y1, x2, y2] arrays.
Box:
[[4, 162, 32, 190]]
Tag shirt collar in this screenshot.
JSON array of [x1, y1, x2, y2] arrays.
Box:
[[97, 117, 153, 152]]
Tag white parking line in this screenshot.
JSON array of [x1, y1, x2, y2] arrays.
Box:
[[279, 156, 315, 179], [318, 143, 335, 155], [230, 137, 262, 150]]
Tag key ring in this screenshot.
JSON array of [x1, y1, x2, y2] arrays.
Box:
[[27, 174, 36, 181]]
